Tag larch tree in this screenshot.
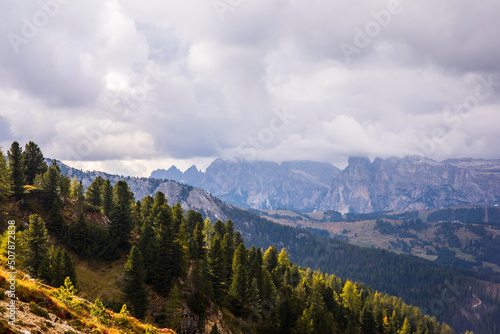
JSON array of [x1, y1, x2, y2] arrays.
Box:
[[70, 176, 84, 203], [229, 243, 248, 309], [341, 280, 362, 318], [100, 179, 113, 216]]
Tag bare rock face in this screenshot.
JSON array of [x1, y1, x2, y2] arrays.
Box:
[[54, 155, 500, 215], [150, 156, 500, 213]]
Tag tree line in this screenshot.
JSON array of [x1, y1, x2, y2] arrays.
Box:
[[0, 141, 471, 333]]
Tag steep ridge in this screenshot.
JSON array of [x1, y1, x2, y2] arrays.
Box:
[[150, 156, 500, 213]]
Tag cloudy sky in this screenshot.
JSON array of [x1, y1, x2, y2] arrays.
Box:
[[1, 0, 499, 176]]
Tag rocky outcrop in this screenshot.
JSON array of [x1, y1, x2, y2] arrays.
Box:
[[150, 156, 500, 213]]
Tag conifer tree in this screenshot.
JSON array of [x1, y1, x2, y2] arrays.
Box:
[[229, 243, 248, 309], [341, 280, 362, 320], [204, 217, 214, 248], [263, 246, 278, 273], [213, 219, 225, 238], [65, 211, 90, 255], [90, 298, 109, 324], [400, 317, 411, 334], [123, 246, 148, 318], [192, 221, 205, 259], [48, 197, 65, 237], [161, 283, 183, 330], [208, 235, 226, 305], [186, 209, 204, 233], [70, 176, 84, 203], [0, 147, 12, 221], [58, 277, 77, 306], [40, 160, 61, 208], [171, 202, 184, 234], [225, 219, 234, 239], [38, 247, 76, 288], [101, 179, 113, 216], [151, 204, 175, 295], [150, 191, 166, 222], [61, 248, 77, 287], [24, 214, 49, 276], [223, 232, 234, 282], [23, 141, 47, 185], [177, 220, 190, 278], [138, 213, 155, 282], [294, 304, 315, 334], [360, 304, 376, 334], [7, 141, 25, 198], [390, 310, 399, 333], [60, 174, 71, 198], [139, 195, 154, 225], [234, 231, 244, 247], [109, 180, 134, 249], [85, 176, 104, 210]]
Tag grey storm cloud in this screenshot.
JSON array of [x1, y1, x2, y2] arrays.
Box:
[[0, 0, 499, 176]]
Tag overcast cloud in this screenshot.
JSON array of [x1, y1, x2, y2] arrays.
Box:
[[0, 0, 499, 176]]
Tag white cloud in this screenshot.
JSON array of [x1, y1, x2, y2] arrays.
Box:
[[0, 0, 499, 176]]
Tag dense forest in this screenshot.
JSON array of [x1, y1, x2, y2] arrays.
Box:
[[0, 141, 492, 333]]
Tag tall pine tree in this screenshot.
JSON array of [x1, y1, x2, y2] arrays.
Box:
[[47, 197, 65, 237], [0, 147, 12, 223], [24, 214, 49, 276], [123, 246, 148, 318], [7, 141, 25, 198], [23, 141, 47, 185], [208, 235, 226, 305], [229, 243, 248, 310], [109, 180, 134, 250], [100, 179, 113, 216], [85, 176, 104, 210]]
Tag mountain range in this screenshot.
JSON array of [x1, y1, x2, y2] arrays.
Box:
[[50, 158, 500, 333], [150, 156, 500, 213]]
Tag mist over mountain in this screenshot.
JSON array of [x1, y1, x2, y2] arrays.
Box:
[[150, 156, 500, 213]]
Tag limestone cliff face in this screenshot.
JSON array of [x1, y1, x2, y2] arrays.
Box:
[[150, 156, 500, 213], [54, 155, 500, 215]]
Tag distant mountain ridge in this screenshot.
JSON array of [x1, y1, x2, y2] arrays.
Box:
[[150, 156, 500, 213], [53, 159, 500, 333]]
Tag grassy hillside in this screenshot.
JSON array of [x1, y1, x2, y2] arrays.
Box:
[[258, 206, 500, 274], [0, 258, 174, 334]]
